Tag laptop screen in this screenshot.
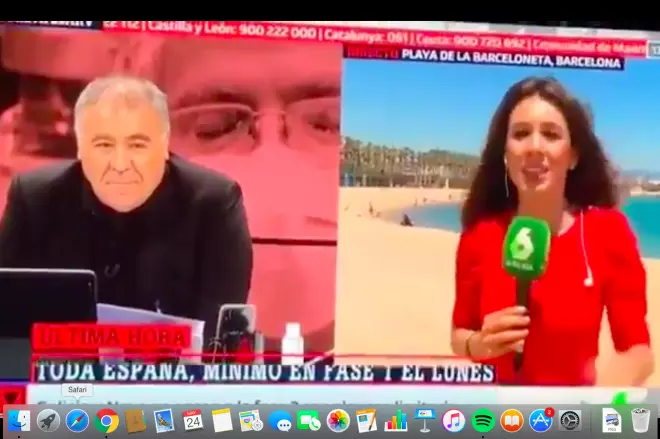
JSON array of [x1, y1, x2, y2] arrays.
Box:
[[0, 269, 97, 338], [0, 269, 97, 379]]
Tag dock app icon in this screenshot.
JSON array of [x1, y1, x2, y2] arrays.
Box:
[[212, 409, 233, 433], [7, 409, 30, 432], [356, 409, 377, 433], [297, 410, 321, 431], [154, 409, 175, 433], [239, 410, 264, 432], [602, 408, 622, 433], [500, 409, 523, 433], [558, 410, 582, 432], [37, 409, 61, 432], [182, 409, 203, 431], [124, 408, 147, 434]]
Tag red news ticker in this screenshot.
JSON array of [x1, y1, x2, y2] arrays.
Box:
[[100, 21, 648, 58], [32, 324, 192, 350]]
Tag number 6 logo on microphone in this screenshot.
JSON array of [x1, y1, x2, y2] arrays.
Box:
[[503, 217, 551, 278], [511, 227, 534, 261]]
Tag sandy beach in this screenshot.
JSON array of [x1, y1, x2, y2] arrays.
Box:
[[335, 187, 660, 385]]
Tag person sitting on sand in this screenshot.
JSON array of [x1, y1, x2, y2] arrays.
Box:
[[400, 214, 413, 227], [451, 76, 653, 387]]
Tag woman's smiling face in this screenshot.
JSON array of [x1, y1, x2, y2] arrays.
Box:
[[505, 94, 577, 197]]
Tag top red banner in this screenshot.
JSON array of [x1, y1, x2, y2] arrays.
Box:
[[100, 21, 649, 58]]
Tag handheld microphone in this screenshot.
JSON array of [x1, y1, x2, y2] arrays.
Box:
[[502, 216, 551, 372]]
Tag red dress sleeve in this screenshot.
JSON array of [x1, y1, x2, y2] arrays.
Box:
[[453, 225, 483, 330], [601, 209, 651, 351]]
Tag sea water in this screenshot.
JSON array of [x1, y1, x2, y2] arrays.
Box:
[[406, 197, 660, 258]]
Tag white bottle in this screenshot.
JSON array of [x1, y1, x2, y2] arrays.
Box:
[[281, 323, 304, 365]]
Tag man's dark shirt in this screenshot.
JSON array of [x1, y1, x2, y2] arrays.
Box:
[[0, 156, 253, 345]]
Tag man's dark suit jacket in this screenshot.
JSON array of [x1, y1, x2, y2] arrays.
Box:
[[0, 156, 253, 346]]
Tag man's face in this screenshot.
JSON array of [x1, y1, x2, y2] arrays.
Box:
[[76, 93, 169, 212], [156, 39, 342, 239]]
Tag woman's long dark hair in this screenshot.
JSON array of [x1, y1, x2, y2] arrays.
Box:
[[461, 76, 618, 230]]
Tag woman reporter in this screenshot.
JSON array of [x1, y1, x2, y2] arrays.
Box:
[[451, 76, 653, 386]]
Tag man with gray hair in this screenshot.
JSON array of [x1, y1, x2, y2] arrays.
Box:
[[0, 75, 253, 348]]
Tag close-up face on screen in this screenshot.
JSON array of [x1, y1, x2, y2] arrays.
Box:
[[152, 38, 341, 352], [2, 22, 660, 431]]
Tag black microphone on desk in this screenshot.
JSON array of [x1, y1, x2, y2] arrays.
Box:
[[502, 217, 551, 372]]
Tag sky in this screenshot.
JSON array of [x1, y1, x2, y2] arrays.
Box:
[[341, 58, 660, 172]]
